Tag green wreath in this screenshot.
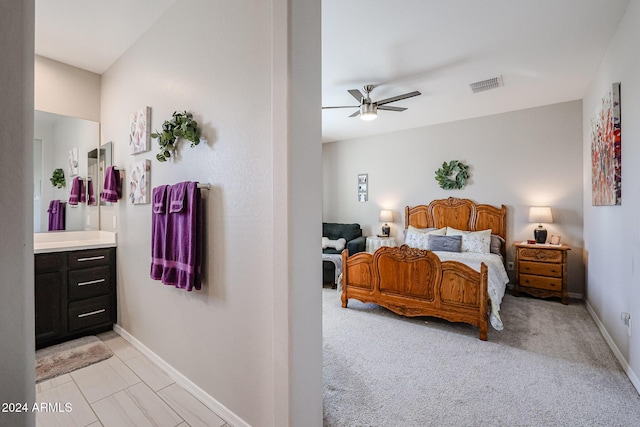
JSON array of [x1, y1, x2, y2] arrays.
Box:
[[435, 160, 469, 190]]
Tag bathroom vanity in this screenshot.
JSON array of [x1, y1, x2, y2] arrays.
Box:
[[34, 231, 117, 349]]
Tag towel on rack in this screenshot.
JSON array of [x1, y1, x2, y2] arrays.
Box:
[[87, 179, 96, 205], [150, 185, 169, 281], [68, 177, 85, 205], [150, 181, 203, 291], [47, 200, 65, 231], [102, 166, 122, 203]]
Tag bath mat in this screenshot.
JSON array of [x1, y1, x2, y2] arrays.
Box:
[[36, 335, 113, 383]]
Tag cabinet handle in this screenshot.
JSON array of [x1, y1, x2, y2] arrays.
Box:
[[550, 269, 556, 272], [76, 255, 105, 262], [78, 309, 106, 318], [77, 278, 106, 287]]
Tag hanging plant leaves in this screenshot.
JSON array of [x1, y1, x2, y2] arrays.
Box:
[[151, 111, 202, 162], [50, 168, 66, 188], [434, 160, 469, 190]]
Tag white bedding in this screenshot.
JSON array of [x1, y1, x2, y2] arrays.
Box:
[[431, 251, 509, 331]]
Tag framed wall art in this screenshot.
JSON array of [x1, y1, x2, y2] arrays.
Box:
[[358, 173, 368, 202], [129, 159, 150, 204], [591, 82, 621, 206], [129, 106, 151, 154]]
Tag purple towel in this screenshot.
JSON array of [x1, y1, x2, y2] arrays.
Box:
[[150, 182, 203, 291], [102, 166, 122, 203], [150, 185, 169, 281], [68, 177, 82, 205], [87, 179, 96, 205], [47, 200, 65, 231]]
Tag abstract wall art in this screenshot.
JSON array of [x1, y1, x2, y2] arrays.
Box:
[[591, 82, 621, 206], [129, 106, 151, 154], [129, 159, 150, 204]]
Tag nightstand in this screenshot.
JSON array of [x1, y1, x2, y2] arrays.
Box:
[[366, 236, 397, 254], [513, 242, 570, 304]]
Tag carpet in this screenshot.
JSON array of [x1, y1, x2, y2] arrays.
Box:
[[36, 335, 113, 383], [323, 288, 640, 427]]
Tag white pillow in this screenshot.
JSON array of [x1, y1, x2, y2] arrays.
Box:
[[405, 226, 447, 249], [408, 225, 446, 235], [322, 237, 346, 251], [445, 227, 492, 254]]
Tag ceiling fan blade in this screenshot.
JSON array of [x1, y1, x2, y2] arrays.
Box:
[[375, 91, 421, 106], [322, 106, 359, 109], [348, 89, 364, 102], [348, 110, 360, 118], [377, 105, 407, 112]]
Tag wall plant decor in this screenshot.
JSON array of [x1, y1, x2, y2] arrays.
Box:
[[591, 82, 621, 206], [129, 106, 151, 154], [435, 160, 469, 190], [151, 111, 202, 162]]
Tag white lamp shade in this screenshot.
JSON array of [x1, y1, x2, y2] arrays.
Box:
[[528, 206, 553, 224], [379, 209, 393, 222]]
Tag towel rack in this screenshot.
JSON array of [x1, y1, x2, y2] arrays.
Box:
[[197, 183, 210, 190]]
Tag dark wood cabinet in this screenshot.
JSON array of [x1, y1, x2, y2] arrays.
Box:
[[34, 247, 117, 349]]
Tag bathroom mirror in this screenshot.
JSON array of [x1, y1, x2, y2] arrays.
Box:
[[34, 110, 100, 232]]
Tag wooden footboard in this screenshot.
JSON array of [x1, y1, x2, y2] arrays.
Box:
[[341, 245, 489, 340]]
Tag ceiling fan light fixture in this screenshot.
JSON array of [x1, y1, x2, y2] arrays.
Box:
[[360, 102, 377, 121]]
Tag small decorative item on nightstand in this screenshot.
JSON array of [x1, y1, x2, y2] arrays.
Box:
[[513, 241, 570, 304], [379, 209, 393, 237], [528, 206, 553, 243]]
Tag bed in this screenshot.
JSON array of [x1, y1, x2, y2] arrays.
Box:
[[340, 197, 508, 340]]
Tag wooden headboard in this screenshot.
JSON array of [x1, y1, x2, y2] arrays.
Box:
[[404, 197, 507, 241]]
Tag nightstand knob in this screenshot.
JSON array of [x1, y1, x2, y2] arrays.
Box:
[[524, 267, 530, 270], [550, 269, 556, 272]]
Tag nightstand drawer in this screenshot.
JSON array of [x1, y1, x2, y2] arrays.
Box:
[[519, 261, 562, 278], [519, 274, 562, 291], [518, 248, 563, 263]]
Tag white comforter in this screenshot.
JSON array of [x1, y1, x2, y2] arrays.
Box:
[[431, 251, 509, 331]]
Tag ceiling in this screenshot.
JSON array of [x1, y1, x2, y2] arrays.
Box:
[[35, 1, 631, 143], [35, 0, 178, 74]]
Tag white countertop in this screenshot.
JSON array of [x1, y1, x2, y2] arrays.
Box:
[[34, 231, 117, 254]]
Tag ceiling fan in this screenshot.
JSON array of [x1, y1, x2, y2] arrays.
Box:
[[322, 84, 421, 121]]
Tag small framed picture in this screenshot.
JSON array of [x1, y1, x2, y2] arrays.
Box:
[[358, 173, 368, 202], [549, 235, 562, 245]]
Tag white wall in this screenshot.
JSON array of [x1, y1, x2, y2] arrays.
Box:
[[35, 55, 101, 122], [323, 101, 584, 294], [582, 0, 640, 388], [0, 0, 35, 426], [100, 0, 321, 425]]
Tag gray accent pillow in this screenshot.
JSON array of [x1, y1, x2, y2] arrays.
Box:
[[490, 234, 505, 255], [427, 235, 462, 252]]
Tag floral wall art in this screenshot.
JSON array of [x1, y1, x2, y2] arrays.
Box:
[[591, 82, 621, 206], [129, 106, 151, 154], [129, 160, 150, 204]]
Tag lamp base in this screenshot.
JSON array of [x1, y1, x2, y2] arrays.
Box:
[[381, 225, 390, 237], [534, 226, 547, 244]]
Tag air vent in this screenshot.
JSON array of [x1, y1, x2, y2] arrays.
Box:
[[469, 76, 504, 94]]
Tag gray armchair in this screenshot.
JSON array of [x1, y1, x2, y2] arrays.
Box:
[[322, 222, 366, 286]]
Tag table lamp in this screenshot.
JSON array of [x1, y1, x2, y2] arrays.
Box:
[[379, 209, 393, 237], [528, 206, 553, 244]]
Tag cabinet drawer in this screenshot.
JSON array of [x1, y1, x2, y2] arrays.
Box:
[[35, 253, 65, 273], [68, 266, 111, 301], [519, 261, 562, 278], [518, 248, 562, 263], [68, 248, 112, 270], [68, 295, 112, 332], [519, 274, 562, 291]]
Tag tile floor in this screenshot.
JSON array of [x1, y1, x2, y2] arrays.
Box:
[[35, 331, 229, 427]]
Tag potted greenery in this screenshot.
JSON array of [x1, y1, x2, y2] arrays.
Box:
[[50, 168, 66, 188], [151, 111, 202, 162]]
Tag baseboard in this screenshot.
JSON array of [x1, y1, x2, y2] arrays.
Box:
[[113, 324, 249, 427], [568, 292, 583, 300], [584, 300, 640, 394]]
